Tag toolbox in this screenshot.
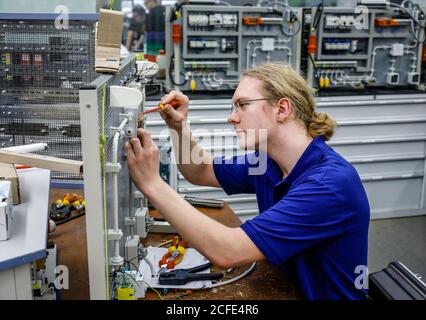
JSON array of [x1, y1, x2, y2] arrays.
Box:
[[368, 261, 426, 300]]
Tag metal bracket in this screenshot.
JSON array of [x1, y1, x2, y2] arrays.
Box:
[[135, 207, 151, 238], [124, 216, 136, 226], [134, 190, 144, 199], [107, 229, 123, 241], [122, 109, 137, 138], [106, 162, 121, 173]]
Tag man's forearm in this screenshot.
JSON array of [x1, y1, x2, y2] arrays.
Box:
[[145, 179, 238, 268], [170, 124, 213, 185]]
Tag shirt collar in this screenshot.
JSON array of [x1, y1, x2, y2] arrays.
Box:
[[266, 136, 328, 187]]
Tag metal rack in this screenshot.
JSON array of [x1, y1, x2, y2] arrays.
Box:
[[0, 14, 97, 180]]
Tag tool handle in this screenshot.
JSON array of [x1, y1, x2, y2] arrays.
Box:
[[188, 272, 223, 282], [182, 262, 212, 273], [159, 271, 223, 286], [142, 99, 180, 115]]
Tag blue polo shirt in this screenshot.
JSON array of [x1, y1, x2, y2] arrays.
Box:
[[212, 137, 370, 300]]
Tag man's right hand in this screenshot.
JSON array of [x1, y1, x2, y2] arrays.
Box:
[[159, 90, 189, 130]]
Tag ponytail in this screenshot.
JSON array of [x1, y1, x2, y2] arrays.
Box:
[[308, 112, 336, 141]]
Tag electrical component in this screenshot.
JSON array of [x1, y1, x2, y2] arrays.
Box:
[[308, 34, 317, 55], [375, 18, 399, 27], [324, 39, 351, 51], [222, 14, 238, 27], [261, 38, 275, 51], [115, 270, 146, 300], [190, 79, 196, 91], [188, 14, 209, 26], [350, 40, 359, 53], [221, 38, 234, 52], [135, 207, 149, 238], [324, 15, 356, 28], [261, 17, 284, 24], [407, 72, 420, 85], [117, 287, 135, 300], [189, 39, 219, 48], [325, 15, 339, 28], [390, 43, 404, 57], [386, 72, 400, 85], [358, 0, 389, 6], [243, 17, 262, 25], [183, 61, 230, 69], [242, 16, 282, 25], [315, 60, 358, 68], [209, 14, 222, 26]]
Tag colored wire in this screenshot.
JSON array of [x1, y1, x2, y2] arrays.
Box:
[[123, 260, 163, 300], [208, 262, 257, 289], [101, 84, 110, 299], [156, 239, 174, 247], [312, 1, 324, 32]]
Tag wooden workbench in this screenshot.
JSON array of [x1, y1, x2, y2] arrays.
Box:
[[49, 189, 302, 300], [142, 204, 302, 300]]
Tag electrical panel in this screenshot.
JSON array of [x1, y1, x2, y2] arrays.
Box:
[[165, 3, 302, 92], [305, 3, 425, 91], [0, 16, 97, 179]]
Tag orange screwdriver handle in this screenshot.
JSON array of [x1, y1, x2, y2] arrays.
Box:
[[142, 99, 180, 115]]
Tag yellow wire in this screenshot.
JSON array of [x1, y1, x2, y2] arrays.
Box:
[[101, 84, 110, 299], [156, 239, 173, 247], [142, 280, 163, 300], [109, 0, 115, 10]]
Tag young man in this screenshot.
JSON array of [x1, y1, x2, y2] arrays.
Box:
[[125, 63, 370, 299], [143, 0, 165, 58], [125, 6, 146, 51]]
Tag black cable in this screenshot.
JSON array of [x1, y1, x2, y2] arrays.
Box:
[[308, 53, 316, 67], [169, 1, 187, 23], [168, 53, 188, 86], [389, 2, 426, 29], [312, 1, 324, 32]]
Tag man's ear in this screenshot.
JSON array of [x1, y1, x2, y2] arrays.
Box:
[[276, 98, 292, 123]]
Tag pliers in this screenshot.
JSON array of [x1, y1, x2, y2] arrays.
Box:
[[159, 262, 223, 285]]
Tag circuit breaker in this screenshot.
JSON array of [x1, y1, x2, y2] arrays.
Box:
[[165, 3, 302, 92], [304, 3, 425, 91]]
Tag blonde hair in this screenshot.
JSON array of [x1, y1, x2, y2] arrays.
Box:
[[243, 63, 336, 141]]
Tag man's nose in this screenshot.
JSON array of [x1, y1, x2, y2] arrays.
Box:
[[227, 112, 239, 124]]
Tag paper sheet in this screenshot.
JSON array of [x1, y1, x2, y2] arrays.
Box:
[[139, 246, 213, 289]]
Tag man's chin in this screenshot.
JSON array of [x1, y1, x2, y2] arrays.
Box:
[[237, 139, 256, 151]]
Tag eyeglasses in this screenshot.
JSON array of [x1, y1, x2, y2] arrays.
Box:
[[230, 98, 275, 114]]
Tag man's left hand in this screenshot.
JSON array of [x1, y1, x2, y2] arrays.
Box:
[[126, 128, 162, 194]]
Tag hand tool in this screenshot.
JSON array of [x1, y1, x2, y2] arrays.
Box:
[[159, 262, 223, 285], [159, 236, 187, 269], [142, 99, 180, 115]]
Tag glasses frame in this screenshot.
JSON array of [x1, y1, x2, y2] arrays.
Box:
[[230, 98, 275, 114]]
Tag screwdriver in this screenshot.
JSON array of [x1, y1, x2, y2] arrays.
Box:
[[142, 99, 180, 115]]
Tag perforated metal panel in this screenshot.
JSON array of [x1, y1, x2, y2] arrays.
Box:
[[0, 17, 96, 179]]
